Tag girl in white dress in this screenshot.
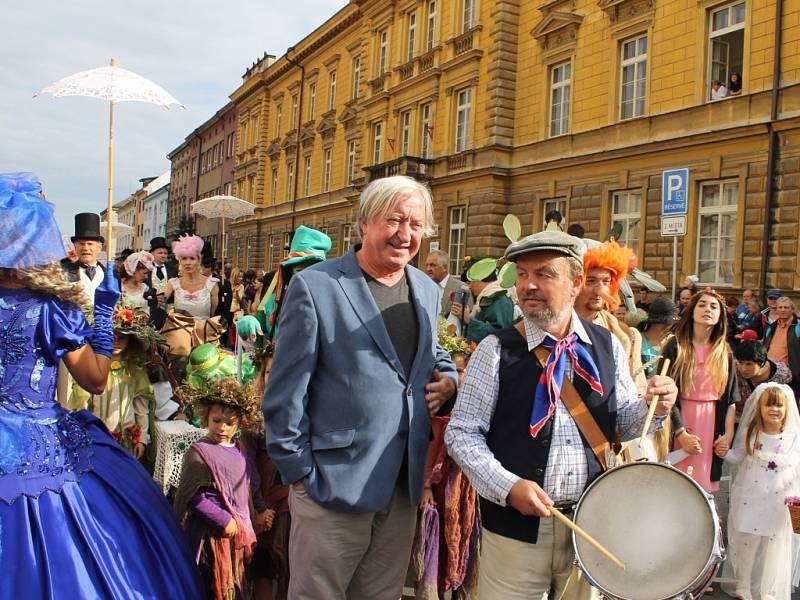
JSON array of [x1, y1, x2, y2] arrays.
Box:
[[162, 234, 219, 319], [720, 382, 800, 600], [120, 251, 155, 314]]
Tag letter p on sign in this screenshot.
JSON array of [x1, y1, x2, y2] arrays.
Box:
[[661, 168, 689, 216]]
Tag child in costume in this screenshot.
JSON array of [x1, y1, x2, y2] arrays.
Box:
[[87, 303, 156, 458], [174, 379, 262, 600], [414, 327, 480, 600], [720, 382, 800, 599]]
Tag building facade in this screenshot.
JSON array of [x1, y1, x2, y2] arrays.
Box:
[[143, 171, 170, 244], [223, 0, 800, 296], [167, 136, 199, 241]]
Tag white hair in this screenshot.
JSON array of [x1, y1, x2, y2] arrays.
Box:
[[427, 249, 449, 267], [357, 176, 436, 238]]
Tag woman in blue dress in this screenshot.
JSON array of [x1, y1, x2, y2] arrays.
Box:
[[0, 172, 201, 599]]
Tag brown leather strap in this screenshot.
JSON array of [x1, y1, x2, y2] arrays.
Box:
[[515, 321, 609, 470]]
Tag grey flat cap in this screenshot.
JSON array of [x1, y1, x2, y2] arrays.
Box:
[[504, 230, 585, 264]]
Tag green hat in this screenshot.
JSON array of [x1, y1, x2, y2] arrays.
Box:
[[504, 230, 584, 265], [280, 226, 332, 268], [185, 343, 254, 388]]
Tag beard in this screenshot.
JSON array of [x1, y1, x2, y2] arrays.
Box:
[[522, 302, 572, 328]]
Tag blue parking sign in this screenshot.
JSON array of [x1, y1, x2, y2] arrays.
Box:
[[662, 168, 689, 216]]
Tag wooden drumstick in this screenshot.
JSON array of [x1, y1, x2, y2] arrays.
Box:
[[550, 507, 626, 571], [640, 359, 671, 446]]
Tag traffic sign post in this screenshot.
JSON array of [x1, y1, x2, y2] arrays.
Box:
[[661, 169, 689, 299]]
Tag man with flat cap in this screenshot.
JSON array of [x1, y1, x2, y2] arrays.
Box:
[[146, 237, 177, 309], [63, 213, 106, 298], [445, 230, 679, 599]]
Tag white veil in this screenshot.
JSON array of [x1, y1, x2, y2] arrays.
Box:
[[721, 381, 800, 598]]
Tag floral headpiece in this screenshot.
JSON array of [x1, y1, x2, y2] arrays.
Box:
[[123, 250, 155, 276], [179, 378, 263, 429], [172, 234, 204, 259]]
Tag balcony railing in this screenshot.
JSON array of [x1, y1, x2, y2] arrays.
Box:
[[419, 49, 436, 73], [369, 73, 389, 94], [364, 156, 435, 184], [398, 61, 415, 82], [452, 29, 475, 56]]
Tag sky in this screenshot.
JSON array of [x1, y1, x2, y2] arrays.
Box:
[[0, 0, 347, 235]]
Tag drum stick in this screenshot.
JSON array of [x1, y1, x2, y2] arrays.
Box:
[[640, 359, 671, 446], [550, 507, 626, 571]]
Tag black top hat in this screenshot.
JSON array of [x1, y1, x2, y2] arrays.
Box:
[[201, 241, 216, 268], [149, 237, 169, 252], [642, 296, 677, 327], [71, 213, 104, 243]]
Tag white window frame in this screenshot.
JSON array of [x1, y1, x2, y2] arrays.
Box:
[[271, 168, 278, 202], [341, 223, 353, 254], [249, 175, 256, 203], [707, 1, 745, 100], [549, 61, 571, 137], [328, 71, 337, 111], [426, 0, 437, 51], [275, 105, 282, 138], [542, 198, 567, 229], [610, 190, 642, 255], [352, 56, 361, 99], [619, 34, 648, 121], [407, 11, 417, 63], [421, 103, 432, 159], [347, 140, 357, 186], [379, 29, 389, 74], [448, 205, 467, 275], [308, 83, 316, 120], [286, 162, 295, 201], [455, 89, 471, 153], [291, 94, 299, 128], [401, 111, 412, 156], [463, 0, 475, 32], [323, 148, 332, 192], [373, 122, 383, 164], [304, 156, 312, 196], [697, 179, 739, 285]]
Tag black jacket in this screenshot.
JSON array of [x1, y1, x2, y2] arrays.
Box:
[[764, 316, 800, 384]]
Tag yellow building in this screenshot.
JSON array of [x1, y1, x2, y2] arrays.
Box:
[[226, 0, 800, 296]]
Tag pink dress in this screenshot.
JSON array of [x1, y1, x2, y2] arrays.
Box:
[[675, 344, 720, 493]]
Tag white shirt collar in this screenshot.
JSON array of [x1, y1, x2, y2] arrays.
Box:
[[522, 309, 592, 351], [438, 274, 449, 289]]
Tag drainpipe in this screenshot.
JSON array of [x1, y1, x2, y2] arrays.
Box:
[[758, 0, 783, 299], [192, 130, 202, 234], [286, 46, 305, 235]]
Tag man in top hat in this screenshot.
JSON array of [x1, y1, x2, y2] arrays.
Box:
[[146, 237, 177, 308], [445, 230, 677, 599], [63, 213, 106, 299]]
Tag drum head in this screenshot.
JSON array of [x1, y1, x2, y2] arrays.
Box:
[[573, 463, 716, 600]]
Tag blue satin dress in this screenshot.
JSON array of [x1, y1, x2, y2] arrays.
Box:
[[0, 287, 202, 599]]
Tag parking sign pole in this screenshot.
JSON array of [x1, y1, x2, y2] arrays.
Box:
[[672, 236, 678, 299]]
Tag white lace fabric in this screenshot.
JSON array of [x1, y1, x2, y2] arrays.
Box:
[[152, 420, 207, 494]]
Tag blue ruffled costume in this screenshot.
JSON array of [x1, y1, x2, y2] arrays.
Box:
[[0, 287, 202, 599]]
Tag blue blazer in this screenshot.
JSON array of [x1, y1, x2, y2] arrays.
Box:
[[263, 247, 457, 512]]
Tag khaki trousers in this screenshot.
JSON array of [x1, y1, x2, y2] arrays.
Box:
[[478, 519, 599, 600], [287, 481, 417, 600]]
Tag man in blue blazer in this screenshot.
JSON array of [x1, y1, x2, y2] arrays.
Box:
[[263, 175, 457, 600]]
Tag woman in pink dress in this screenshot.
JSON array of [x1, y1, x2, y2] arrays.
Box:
[[660, 290, 737, 493]]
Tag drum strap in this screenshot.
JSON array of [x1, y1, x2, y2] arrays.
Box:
[[515, 321, 610, 470]]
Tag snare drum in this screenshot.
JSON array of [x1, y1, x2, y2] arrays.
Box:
[[572, 462, 724, 600]]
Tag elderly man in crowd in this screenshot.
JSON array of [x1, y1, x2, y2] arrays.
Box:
[[764, 296, 800, 397], [263, 175, 457, 600], [445, 230, 677, 599], [424, 248, 471, 318]]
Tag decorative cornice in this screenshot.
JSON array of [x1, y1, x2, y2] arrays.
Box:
[[532, 11, 584, 50], [323, 53, 342, 72], [266, 138, 283, 158], [598, 0, 654, 23]]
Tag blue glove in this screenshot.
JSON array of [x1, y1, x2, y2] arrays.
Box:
[[90, 261, 120, 358], [236, 315, 262, 342]]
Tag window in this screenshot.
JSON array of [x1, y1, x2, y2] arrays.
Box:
[[373, 122, 383, 164], [407, 11, 417, 62], [463, 0, 475, 32], [248, 175, 256, 203], [227, 133, 235, 158], [448, 206, 467, 274], [347, 140, 357, 186], [224, 182, 232, 196], [291, 94, 299, 128], [308, 83, 316, 120], [697, 180, 738, 284], [249, 115, 259, 146], [304, 156, 312, 196], [455, 89, 471, 153], [620, 35, 647, 120], [708, 2, 745, 100], [352, 57, 361, 99], [401, 111, 412, 156], [421, 103, 432, 158], [341, 223, 353, 254], [328, 71, 337, 111], [611, 191, 642, 254], [271, 168, 278, 202], [549, 61, 571, 137], [542, 198, 567, 229], [275, 105, 282, 138], [323, 148, 332, 192], [426, 1, 437, 51], [286, 162, 295, 201], [379, 29, 389, 74]]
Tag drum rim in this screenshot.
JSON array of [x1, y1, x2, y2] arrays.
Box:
[[571, 461, 723, 600]]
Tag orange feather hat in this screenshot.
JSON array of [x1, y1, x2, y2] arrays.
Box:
[[583, 240, 637, 310]]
